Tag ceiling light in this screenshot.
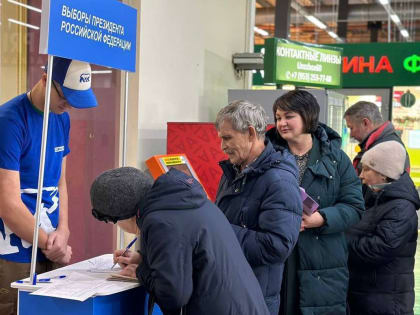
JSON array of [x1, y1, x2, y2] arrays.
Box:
[[378, 0, 389, 5], [8, 18, 39, 30], [7, 0, 41, 13], [400, 29, 409, 38], [328, 31, 339, 39], [305, 15, 327, 30], [390, 14, 401, 24], [254, 26, 269, 37]]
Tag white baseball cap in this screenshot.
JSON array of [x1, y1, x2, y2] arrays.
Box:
[[46, 57, 98, 109]]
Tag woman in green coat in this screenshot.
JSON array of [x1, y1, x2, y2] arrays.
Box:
[[266, 90, 364, 315]]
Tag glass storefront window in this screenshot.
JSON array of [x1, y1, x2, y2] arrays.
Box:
[[392, 86, 420, 188], [0, 0, 28, 103]]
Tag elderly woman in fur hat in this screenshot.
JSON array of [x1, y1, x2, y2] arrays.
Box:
[[347, 140, 420, 315]]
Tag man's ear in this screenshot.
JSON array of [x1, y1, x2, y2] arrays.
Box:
[[41, 73, 48, 86], [361, 118, 371, 128], [248, 126, 257, 140]]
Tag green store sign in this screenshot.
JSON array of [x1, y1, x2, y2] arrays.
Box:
[[256, 42, 420, 88], [263, 38, 343, 88], [334, 42, 420, 88]]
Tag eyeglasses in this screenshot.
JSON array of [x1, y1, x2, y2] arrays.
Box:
[[51, 81, 65, 100], [91, 205, 140, 224], [92, 208, 119, 224]]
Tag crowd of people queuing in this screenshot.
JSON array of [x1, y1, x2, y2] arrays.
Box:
[[91, 90, 418, 315], [2, 68, 418, 315]]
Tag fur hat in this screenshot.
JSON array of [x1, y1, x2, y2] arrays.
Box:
[[361, 141, 406, 180], [90, 167, 154, 223]]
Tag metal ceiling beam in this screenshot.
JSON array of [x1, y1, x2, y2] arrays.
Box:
[[256, 3, 420, 24], [337, 0, 349, 38], [274, 0, 291, 38]]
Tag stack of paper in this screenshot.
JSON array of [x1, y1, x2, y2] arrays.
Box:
[[30, 272, 107, 301], [27, 255, 138, 301]]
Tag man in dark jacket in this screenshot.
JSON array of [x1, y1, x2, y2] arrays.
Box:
[[90, 167, 269, 315], [343, 101, 410, 175], [215, 100, 303, 315]]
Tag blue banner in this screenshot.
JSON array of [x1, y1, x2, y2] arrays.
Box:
[[41, 0, 137, 72]]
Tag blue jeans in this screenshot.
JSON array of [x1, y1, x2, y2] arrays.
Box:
[[265, 294, 280, 315]]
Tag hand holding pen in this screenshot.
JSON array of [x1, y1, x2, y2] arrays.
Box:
[[112, 237, 138, 269]]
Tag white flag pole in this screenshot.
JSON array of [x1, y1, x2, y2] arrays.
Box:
[[29, 54, 54, 284], [119, 71, 129, 249]]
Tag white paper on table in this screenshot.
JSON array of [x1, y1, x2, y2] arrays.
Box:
[[86, 255, 121, 273], [56, 254, 114, 272], [95, 280, 139, 296], [13, 254, 140, 298], [30, 272, 107, 301]]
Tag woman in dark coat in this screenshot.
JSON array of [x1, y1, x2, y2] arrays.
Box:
[[347, 141, 420, 315], [266, 90, 365, 315]]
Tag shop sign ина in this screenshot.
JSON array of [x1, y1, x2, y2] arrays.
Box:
[[334, 42, 420, 88]]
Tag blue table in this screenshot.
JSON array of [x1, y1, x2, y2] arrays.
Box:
[[12, 254, 162, 315]]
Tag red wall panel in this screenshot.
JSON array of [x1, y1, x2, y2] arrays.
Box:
[[167, 123, 227, 201], [167, 123, 275, 202]]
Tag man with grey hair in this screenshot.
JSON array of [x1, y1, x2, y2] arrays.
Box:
[[344, 101, 409, 175], [215, 100, 302, 315]]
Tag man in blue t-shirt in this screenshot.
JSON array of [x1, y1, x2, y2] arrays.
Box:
[[0, 57, 98, 314]]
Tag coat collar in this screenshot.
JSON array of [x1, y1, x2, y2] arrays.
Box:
[[219, 140, 278, 182], [305, 136, 336, 179], [266, 125, 337, 180], [359, 121, 391, 150]]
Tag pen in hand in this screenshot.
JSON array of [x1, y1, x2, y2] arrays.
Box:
[[112, 236, 138, 270]]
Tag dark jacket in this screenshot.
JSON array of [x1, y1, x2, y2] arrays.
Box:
[[353, 121, 410, 175], [136, 169, 270, 315], [215, 140, 302, 301], [266, 124, 365, 315], [347, 172, 420, 315]]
